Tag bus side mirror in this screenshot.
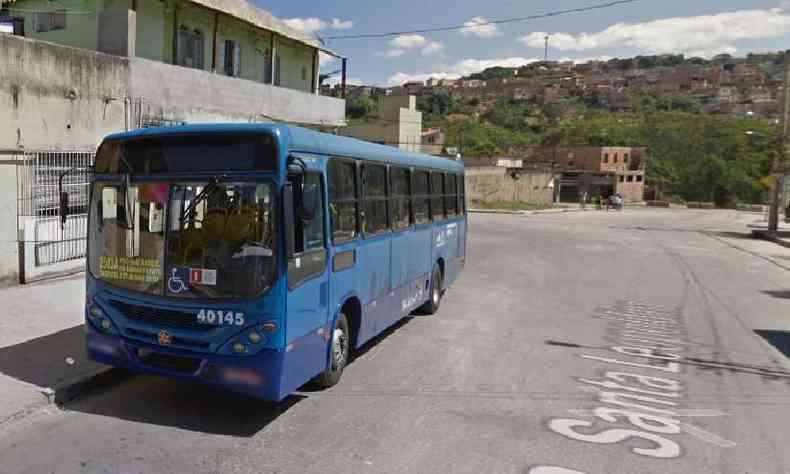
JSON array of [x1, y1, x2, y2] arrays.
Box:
[[301, 182, 320, 222], [59, 192, 69, 228], [283, 183, 296, 259]]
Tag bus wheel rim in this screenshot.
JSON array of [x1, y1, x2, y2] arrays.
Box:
[[332, 328, 347, 370]]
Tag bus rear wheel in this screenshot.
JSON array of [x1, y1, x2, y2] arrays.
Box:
[[313, 313, 350, 388], [418, 262, 443, 315]]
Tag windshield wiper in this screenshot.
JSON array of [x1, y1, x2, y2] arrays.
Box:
[[116, 152, 136, 230]]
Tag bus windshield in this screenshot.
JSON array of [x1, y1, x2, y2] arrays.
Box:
[[88, 180, 278, 299]]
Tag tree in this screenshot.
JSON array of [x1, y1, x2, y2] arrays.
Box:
[[346, 97, 378, 119]]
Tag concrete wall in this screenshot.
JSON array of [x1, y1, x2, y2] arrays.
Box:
[[466, 167, 555, 205], [0, 34, 130, 150], [0, 160, 19, 286], [129, 57, 344, 125], [0, 34, 345, 154]]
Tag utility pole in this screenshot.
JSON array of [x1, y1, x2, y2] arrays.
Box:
[[544, 35, 550, 63], [769, 49, 790, 233]]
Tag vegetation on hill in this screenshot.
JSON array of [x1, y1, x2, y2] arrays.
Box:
[[422, 96, 779, 205], [344, 52, 786, 205]]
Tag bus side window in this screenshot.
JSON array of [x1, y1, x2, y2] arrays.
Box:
[[288, 172, 327, 289], [430, 171, 445, 221], [445, 173, 458, 217], [459, 174, 466, 215], [413, 169, 430, 224], [328, 158, 358, 243], [362, 164, 388, 235], [390, 167, 411, 230]]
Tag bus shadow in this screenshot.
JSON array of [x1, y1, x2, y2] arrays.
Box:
[[298, 317, 412, 394], [0, 325, 107, 392], [755, 329, 790, 359], [63, 374, 305, 437]]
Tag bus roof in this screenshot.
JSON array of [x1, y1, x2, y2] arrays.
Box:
[[103, 123, 464, 173]]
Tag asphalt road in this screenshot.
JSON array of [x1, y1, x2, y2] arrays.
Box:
[[2, 208, 790, 474]]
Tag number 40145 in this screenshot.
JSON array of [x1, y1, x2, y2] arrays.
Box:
[[196, 309, 245, 326]]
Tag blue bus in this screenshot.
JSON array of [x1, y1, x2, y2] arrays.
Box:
[[79, 123, 466, 400]]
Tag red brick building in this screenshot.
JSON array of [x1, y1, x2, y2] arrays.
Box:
[[521, 146, 647, 202]]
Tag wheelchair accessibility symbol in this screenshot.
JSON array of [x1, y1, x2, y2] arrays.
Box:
[[168, 268, 189, 294]]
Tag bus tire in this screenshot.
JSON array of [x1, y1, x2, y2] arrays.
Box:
[[313, 313, 350, 388], [418, 262, 443, 315]]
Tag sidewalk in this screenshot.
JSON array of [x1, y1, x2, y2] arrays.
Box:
[[0, 274, 109, 425], [469, 204, 586, 216]]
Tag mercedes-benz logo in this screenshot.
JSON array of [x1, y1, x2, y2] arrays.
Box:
[[158, 330, 173, 346]]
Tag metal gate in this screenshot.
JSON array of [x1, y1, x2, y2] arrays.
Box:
[[17, 150, 93, 268]]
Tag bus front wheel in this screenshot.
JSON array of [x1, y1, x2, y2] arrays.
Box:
[[313, 313, 350, 388], [419, 263, 443, 315]]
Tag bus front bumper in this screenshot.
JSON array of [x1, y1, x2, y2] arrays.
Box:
[[87, 329, 286, 401]]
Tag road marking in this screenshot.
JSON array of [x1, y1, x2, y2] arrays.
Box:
[[679, 422, 738, 448], [529, 467, 588, 474], [541, 301, 735, 471], [569, 408, 729, 418]]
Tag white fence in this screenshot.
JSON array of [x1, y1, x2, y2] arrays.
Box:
[[16, 150, 93, 280]]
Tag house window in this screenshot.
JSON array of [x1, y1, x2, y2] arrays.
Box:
[[613, 154, 618, 164], [262, 48, 272, 84], [624, 153, 630, 163], [274, 53, 281, 86], [176, 28, 204, 69], [603, 153, 609, 163], [221, 39, 241, 77], [636, 175, 643, 182], [34, 10, 66, 32], [619, 175, 625, 182], [627, 175, 634, 182]]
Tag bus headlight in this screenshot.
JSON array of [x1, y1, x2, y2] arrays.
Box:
[[248, 332, 263, 344], [100, 319, 112, 331], [89, 305, 105, 319], [232, 342, 247, 354]]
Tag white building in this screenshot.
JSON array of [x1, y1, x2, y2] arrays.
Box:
[[340, 95, 423, 153]]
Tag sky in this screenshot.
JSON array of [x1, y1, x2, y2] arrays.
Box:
[[255, 0, 790, 86]]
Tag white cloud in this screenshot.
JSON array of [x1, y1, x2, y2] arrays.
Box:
[[387, 56, 539, 86], [330, 18, 354, 30], [283, 17, 354, 34], [380, 34, 443, 58], [391, 34, 428, 49], [421, 41, 444, 56], [460, 17, 501, 38], [378, 49, 407, 58], [518, 7, 790, 58], [283, 17, 326, 34], [319, 52, 339, 67]]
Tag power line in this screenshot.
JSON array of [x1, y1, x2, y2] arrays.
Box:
[[324, 0, 640, 40]]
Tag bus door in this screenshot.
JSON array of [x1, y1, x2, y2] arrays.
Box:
[[283, 171, 330, 392]]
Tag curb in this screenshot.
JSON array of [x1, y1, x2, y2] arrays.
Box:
[[0, 367, 129, 427], [751, 229, 790, 250], [469, 208, 584, 216], [468, 209, 527, 215]]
